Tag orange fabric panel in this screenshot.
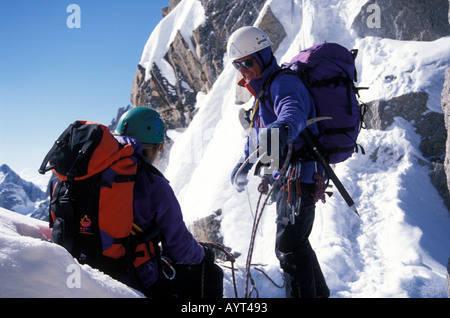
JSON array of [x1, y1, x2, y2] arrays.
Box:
[[133, 242, 156, 268], [99, 153, 138, 259]]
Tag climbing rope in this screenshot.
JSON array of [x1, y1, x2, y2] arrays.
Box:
[[244, 140, 293, 298], [199, 241, 239, 298]]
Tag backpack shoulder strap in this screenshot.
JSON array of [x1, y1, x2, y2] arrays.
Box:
[[261, 67, 300, 106]]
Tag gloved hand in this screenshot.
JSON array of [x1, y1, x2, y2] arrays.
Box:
[[230, 161, 253, 193], [258, 121, 289, 155], [202, 246, 216, 264]]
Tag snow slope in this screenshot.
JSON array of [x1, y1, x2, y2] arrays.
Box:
[[1, 0, 449, 298]]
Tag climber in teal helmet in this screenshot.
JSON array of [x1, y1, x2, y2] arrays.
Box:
[[114, 106, 224, 298]]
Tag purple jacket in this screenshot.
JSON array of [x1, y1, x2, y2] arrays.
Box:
[[114, 135, 205, 288], [241, 47, 321, 183]]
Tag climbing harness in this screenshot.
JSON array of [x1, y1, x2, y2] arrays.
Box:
[[160, 256, 176, 280]]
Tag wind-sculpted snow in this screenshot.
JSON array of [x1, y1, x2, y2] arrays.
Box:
[[0, 208, 142, 298]]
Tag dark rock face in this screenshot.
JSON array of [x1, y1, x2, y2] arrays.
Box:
[[352, 0, 450, 41]]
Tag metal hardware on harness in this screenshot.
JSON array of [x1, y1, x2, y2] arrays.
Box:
[[161, 256, 176, 280], [281, 161, 302, 225]]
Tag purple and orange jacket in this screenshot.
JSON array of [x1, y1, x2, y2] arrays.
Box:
[[115, 135, 205, 288]]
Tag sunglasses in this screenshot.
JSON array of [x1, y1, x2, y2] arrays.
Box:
[[232, 58, 255, 70]]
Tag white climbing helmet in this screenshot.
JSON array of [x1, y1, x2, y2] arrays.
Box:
[[227, 26, 273, 61]]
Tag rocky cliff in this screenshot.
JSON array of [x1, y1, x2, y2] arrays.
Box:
[[352, 0, 450, 41], [130, 0, 285, 130]]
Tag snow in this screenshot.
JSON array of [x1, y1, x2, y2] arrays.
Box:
[[356, 36, 450, 113], [1, 0, 449, 298], [0, 207, 142, 298], [317, 121, 450, 297], [138, 0, 205, 83]]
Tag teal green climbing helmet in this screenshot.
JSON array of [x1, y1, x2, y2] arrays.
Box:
[[115, 107, 165, 144]]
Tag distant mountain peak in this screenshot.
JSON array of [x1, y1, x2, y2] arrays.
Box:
[[0, 164, 48, 219]]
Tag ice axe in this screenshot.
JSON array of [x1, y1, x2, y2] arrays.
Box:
[[300, 128, 359, 217]]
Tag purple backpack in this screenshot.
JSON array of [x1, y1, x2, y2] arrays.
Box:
[[267, 42, 366, 164]]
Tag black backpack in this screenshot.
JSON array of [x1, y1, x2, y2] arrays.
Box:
[[39, 120, 161, 286]]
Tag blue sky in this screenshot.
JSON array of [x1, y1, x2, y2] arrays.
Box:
[[0, 0, 168, 176]]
